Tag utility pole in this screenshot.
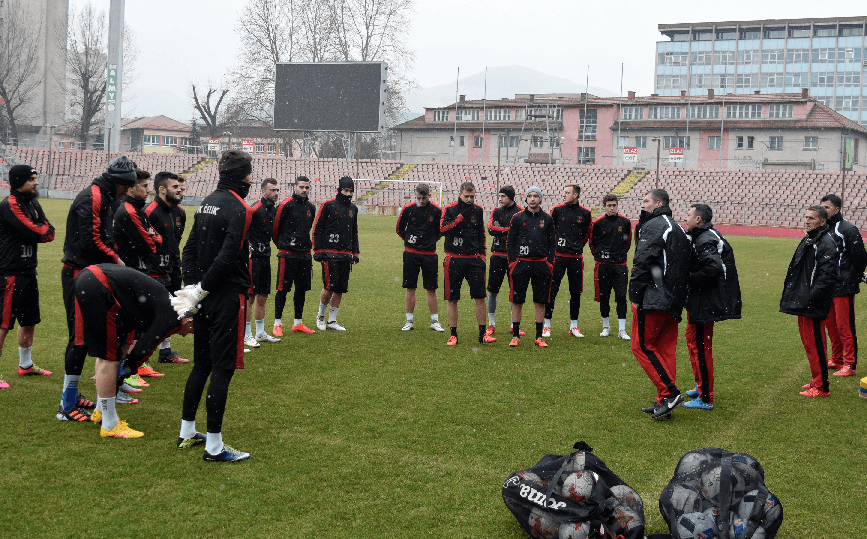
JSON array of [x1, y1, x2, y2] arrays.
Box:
[[652, 137, 661, 189], [104, 0, 124, 152]]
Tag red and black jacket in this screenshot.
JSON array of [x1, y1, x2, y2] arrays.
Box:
[[0, 189, 55, 275], [313, 193, 359, 262], [440, 198, 486, 257], [589, 213, 632, 265], [145, 196, 179, 277], [182, 178, 254, 292], [273, 195, 316, 259], [113, 195, 164, 274], [396, 201, 442, 255], [488, 202, 523, 256], [62, 176, 121, 268], [551, 202, 592, 257], [507, 207, 555, 264], [249, 197, 277, 258]]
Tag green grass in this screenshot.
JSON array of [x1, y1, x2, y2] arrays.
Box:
[[1, 198, 866, 538]]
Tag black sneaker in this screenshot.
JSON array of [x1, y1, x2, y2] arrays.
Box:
[[652, 394, 684, 419], [203, 444, 251, 462], [641, 402, 671, 419], [56, 405, 92, 422]]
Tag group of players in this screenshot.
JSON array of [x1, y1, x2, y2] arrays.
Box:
[[1, 150, 863, 461]]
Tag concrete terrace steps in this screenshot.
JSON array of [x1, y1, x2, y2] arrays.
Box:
[[360, 163, 417, 203]]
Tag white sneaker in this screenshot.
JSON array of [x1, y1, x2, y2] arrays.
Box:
[[326, 321, 346, 331], [600, 327, 611, 337], [618, 330, 631, 341], [569, 327, 584, 338], [430, 321, 445, 332], [256, 333, 281, 343], [542, 326, 551, 337], [244, 336, 260, 348], [316, 316, 326, 331], [243, 348, 251, 353], [401, 321, 414, 331]]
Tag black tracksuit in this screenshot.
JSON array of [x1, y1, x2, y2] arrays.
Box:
[[396, 201, 442, 254], [440, 199, 486, 257], [508, 207, 555, 306], [590, 213, 632, 319], [274, 195, 316, 258], [249, 198, 277, 259], [313, 193, 360, 262], [546, 202, 592, 321], [113, 195, 163, 275], [0, 190, 55, 275], [145, 196, 181, 286], [488, 203, 523, 257]]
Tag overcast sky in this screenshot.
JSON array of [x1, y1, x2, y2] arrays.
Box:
[[70, 0, 867, 123]]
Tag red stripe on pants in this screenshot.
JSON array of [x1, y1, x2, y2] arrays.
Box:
[[1, 276, 15, 328], [631, 305, 680, 404], [443, 256, 452, 301], [277, 258, 286, 292], [323, 261, 331, 291], [685, 316, 715, 403], [593, 262, 601, 302], [824, 295, 857, 368], [104, 300, 122, 361], [236, 293, 246, 369], [798, 316, 829, 393]]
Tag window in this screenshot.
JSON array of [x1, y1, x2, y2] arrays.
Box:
[[617, 136, 629, 148], [455, 109, 479, 122], [815, 96, 832, 107], [658, 52, 689, 66], [255, 142, 264, 153], [649, 106, 681, 120], [737, 50, 760, 65], [814, 26, 837, 37], [839, 25, 864, 37], [812, 72, 836, 87], [739, 28, 760, 39], [726, 105, 762, 119], [499, 136, 518, 147], [736, 74, 755, 88], [267, 143, 277, 153], [459, 136, 465, 147], [691, 51, 713, 65], [663, 136, 690, 150], [69, 142, 76, 150], [763, 27, 785, 39], [786, 48, 810, 63], [839, 47, 862, 61], [432, 110, 449, 122], [143, 134, 159, 146], [621, 107, 643, 120], [526, 107, 562, 121], [485, 108, 511, 121], [656, 74, 685, 90], [693, 30, 712, 41], [179, 137, 190, 147], [768, 104, 794, 118], [760, 73, 784, 88], [786, 72, 809, 87], [635, 136, 647, 148], [577, 147, 595, 165], [687, 105, 719, 119], [708, 136, 721, 150], [220, 143, 228, 151], [804, 136, 819, 150], [788, 27, 810, 38], [473, 135, 483, 148], [549, 136, 560, 148], [530, 136, 543, 148], [812, 48, 836, 63], [835, 96, 860, 112], [579, 109, 597, 140], [762, 49, 785, 64], [713, 74, 734, 89], [163, 136, 178, 147], [691, 74, 712, 88], [713, 50, 735, 65], [715, 29, 736, 40], [57, 141, 64, 149], [839, 71, 861, 87], [449, 136, 454, 147], [769, 136, 783, 150]]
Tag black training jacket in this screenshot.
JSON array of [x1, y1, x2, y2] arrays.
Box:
[[145, 196, 178, 276], [686, 223, 742, 324], [550, 202, 592, 256], [507, 207, 555, 264], [62, 176, 121, 268], [487, 203, 523, 255], [396, 201, 442, 254], [589, 213, 632, 264], [312, 193, 360, 261], [182, 177, 253, 292], [440, 198, 486, 257], [628, 206, 691, 321], [113, 195, 163, 274], [780, 224, 838, 319], [273, 195, 316, 259], [249, 197, 277, 258], [0, 190, 55, 275], [826, 212, 867, 297]]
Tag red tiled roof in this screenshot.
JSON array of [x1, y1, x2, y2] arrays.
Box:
[[121, 115, 190, 132]]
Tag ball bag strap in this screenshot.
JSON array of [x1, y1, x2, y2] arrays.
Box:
[[743, 486, 770, 539], [718, 456, 733, 539]]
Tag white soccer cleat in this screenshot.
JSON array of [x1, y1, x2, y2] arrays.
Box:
[[243, 348, 251, 353], [256, 333, 281, 343], [326, 321, 346, 331], [569, 327, 584, 338], [542, 326, 551, 338], [244, 336, 260, 348], [600, 327, 611, 337], [430, 321, 445, 332], [401, 321, 414, 331], [618, 330, 631, 341], [316, 316, 327, 331]]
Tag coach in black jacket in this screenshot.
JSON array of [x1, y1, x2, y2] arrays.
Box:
[[819, 194, 867, 376], [682, 204, 742, 411], [628, 189, 691, 419], [178, 150, 254, 462], [780, 205, 839, 398]]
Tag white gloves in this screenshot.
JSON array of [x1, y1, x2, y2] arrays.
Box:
[[170, 283, 209, 319]]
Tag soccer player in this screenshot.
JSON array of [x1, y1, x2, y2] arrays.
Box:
[[172, 176, 187, 291], [485, 186, 522, 336], [145, 171, 189, 364], [178, 150, 254, 462], [272, 176, 316, 335], [819, 194, 867, 377], [589, 194, 632, 340], [0, 165, 55, 388], [57, 156, 137, 422], [113, 168, 163, 274], [781, 205, 839, 397], [396, 183, 444, 331], [313, 176, 360, 331], [244, 178, 281, 347], [682, 203, 742, 411], [73, 264, 193, 439], [507, 187, 555, 347], [440, 181, 495, 346], [630, 189, 691, 420], [545, 184, 592, 338]]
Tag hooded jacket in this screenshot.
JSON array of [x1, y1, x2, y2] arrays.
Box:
[[0, 189, 55, 275], [62, 176, 121, 268], [826, 212, 867, 297], [440, 197, 486, 257], [273, 194, 316, 259], [628, 206, 691, 321], [686, 223, 742, 324], [780, 224, 838, 319], [312, 191, 360, 261]]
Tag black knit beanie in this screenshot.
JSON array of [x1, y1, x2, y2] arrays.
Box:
[[103, 155, 138, 186], [499, 186, 515, 202], [338, 176, 354, 192], [9, 165, 37, 190]]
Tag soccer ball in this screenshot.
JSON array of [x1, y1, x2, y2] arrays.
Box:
[[729, 516, 746, 537], [561, 471, 596, 503], [737, 490, 782, 529], [528, 508, 558, 538], [610, 484, 644, 514], [664, 484, 703, 515], [731, 454, 764, 488], [610, 506, 643, 531], [558, 521, 591, 539], [517, 470, 544, 488], [675, 511, 718, 539], [563, 452, 586, 473], [675, 451, 712, 488], [700, 465, 747, 507]]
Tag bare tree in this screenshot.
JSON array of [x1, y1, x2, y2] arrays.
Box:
[[0, 1, 45, 145], [191, 84, 229, 138]]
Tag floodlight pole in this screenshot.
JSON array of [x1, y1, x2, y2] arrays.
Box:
[[652, 137, 661, 189], [104, 0, 124, 152]]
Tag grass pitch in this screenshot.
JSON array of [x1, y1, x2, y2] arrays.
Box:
[[1, 198, 865, 538]]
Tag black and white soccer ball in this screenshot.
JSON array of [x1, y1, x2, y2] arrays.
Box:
[[558, 521, 591, 539], [737, 490, 782, 528], [516, 470, 545, 488], [665, 483, 703, 515], [731, 454, 764, 488], [675, 511, 718, 539], [563, 452, 586, 473], [700, 465, 747, 507], [528, 508, 558, 538], [675, 451, 713, 488]]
